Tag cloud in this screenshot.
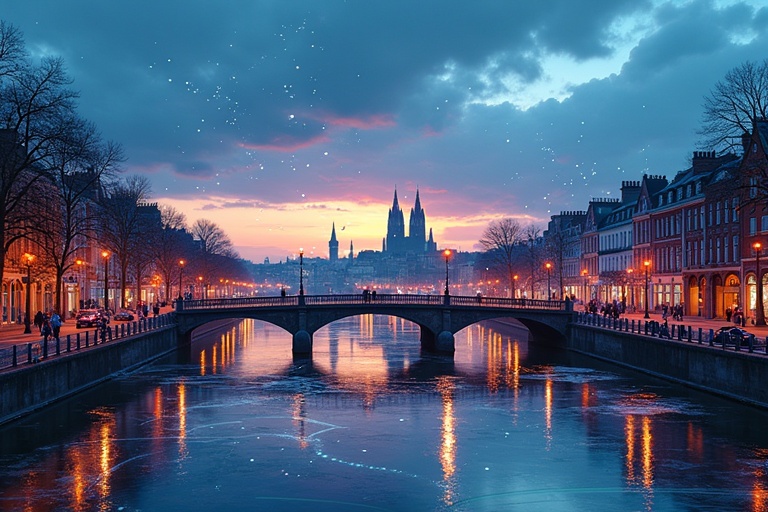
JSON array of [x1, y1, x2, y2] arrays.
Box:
[[3, 0, 767, 262]]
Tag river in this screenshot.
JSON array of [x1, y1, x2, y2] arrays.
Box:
[[1, 316, 767, 511]]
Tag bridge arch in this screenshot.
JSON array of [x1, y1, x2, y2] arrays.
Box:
[[174, 295, 572, 356]]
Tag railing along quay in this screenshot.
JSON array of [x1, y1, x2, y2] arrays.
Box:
[[0, 314, 174, 371], [575, 312, 768, 355], [176, 294, 567, 311]]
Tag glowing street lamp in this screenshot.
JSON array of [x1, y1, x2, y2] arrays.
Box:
[[178, 259, 185, 300], [513, 274, 519, 299], [643, 260, 651, 319], [755, 242, 765, 326], [626, 268, 635, 308], [198, 276, 204, 299], [443, 249, 452, 296], [23, 252, 35, 334], [545, 262, 552, 300], [101, 250, 110, 311], [581, 269, 588, 302]]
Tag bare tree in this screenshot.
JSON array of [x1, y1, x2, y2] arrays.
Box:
[[99, 175, 152, 309], [0, 28, 80, 292], [34, 115, 123, 314], [149, 205, 190, 301], [523, 225, 544, 299], [479, 218, 523, 297], [190, 219, 237, 297], [700, 59, 768, 151]]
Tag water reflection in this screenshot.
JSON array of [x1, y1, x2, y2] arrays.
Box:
[[437, 376, 457, 506], [4, 317, 768, 511]]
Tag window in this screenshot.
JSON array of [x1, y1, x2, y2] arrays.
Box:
[[750, 176, 758, 198], [751, 217, 757, 235], [732, 198, 739, 222], [734, 235, 739, 262], [762, 215, 768, 232], [716, 202, 721, 225]]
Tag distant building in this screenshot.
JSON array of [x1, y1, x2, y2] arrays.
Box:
[[383, 188, 437, 254]]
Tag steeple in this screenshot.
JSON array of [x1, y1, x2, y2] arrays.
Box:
[[329, 222, 339, 262], [386, 187, 405, 253], [409, 187, 426, 248]]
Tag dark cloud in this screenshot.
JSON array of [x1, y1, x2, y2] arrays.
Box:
[[3, 1, 768, 260]]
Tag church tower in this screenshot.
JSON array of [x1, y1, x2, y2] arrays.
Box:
[[329, 223, 339, 262], [386, 188, 405, 253], [408, 188, 426, 251]]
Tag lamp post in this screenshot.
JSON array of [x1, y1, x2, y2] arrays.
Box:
[[299, 248, 304, 296], [198, 276, 204, 299], [626, 268, 635, 309], [23, 253, 35, 334], [443, 249, 452, 296], [101, 250, 110, 312], [643, 260, 651, 319], [545, 262, 552, 300], [581, 269, 588, 303], [513, 274, 519, 299], [178, 259, 185, 300], [754, 242, 765, 326]]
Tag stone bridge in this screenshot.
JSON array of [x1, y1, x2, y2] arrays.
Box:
[[174, 294, 574, 356]]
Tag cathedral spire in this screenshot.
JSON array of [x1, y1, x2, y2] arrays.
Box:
[[329, 222, 339, 262]]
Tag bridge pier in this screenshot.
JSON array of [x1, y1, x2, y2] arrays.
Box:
[[419, 328, 455, 354], [292, 330, 312, 356]]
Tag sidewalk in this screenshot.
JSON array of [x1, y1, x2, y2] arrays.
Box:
[[598, 310, 768, 341], [0, 306, 176, 349]]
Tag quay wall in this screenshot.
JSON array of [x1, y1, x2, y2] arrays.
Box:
[[0, 326, 180, 426], [566, 323, 768, 408]]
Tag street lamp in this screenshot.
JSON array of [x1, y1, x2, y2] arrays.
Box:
[[299, 248, 304, 295], [643, 260, 651, 319], [545, 262, 552, 300], [581, 269, 588, 303], [513, 274, 519, 299], [198, 276, 204, 299], [626, 268, 635, 309], [23, 253, 35, 334], [101, 250, 110, 311], [443, 249, 452, 296], [754, 242, 765, 326], [178, 259, 185, 300]]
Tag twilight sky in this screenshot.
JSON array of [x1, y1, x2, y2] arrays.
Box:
[[4, 1, 768, 262]]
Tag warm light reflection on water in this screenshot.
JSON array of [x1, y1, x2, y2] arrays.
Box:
[[437, 376, 457, 506], [3, 317, 768, 511]]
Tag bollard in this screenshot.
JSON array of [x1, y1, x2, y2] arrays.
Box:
[[687, 327, 692, 343], [76, 333, 81, 350], [749, 334, 755, 353], [708, 329, 714, 346], [27, 342, 32, 363], [66, 334, 71, 353], [85, 331, 89, 347], [698, 327, 703, 344]]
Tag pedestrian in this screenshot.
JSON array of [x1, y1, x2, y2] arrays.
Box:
[[41, 318, 52, 342], [49, 311, 62, 341], [34, 310, 44, 332], [153, 303, 160, 316]]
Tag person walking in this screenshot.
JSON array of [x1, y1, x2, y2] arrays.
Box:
[[49, 311, 62, 341], [33, 310, 44, 333]]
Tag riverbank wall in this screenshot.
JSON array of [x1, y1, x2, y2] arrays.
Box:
[[0, 325, 183, 426], [566, 320, 768, 408]]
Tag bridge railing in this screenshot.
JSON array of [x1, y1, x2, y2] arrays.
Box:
[[176, 294, 567, 311]]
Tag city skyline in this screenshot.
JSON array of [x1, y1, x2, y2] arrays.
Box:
[[3, 1, 767, 263]]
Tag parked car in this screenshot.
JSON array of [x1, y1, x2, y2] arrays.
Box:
[[713, 327, 752, 346], [113, 310, 135, 321], [76, 309, 102, 328]]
